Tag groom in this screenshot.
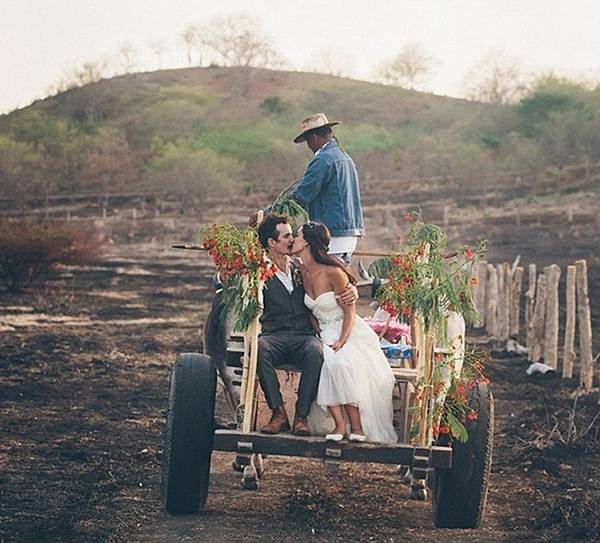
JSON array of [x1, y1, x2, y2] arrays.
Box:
[[257, 214, 356, 435]]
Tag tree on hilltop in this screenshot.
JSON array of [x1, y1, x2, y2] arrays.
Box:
[[199, 14, 284, 69], [464, 52, 529, 105], [376, 43, 432, 90]]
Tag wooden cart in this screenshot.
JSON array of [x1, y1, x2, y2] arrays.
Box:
[[161, 280, 494, 529]]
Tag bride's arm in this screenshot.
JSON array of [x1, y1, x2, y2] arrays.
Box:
[[330, 268, 356, 352]]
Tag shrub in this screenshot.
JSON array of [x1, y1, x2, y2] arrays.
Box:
[[260, 96, 286, 115], [0, 220, 104, 292]]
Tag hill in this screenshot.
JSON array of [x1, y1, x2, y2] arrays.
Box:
[[0, 67, 505, 203], [1, 66, 599, 216]]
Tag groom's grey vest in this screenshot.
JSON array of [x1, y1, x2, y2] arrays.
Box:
[[260, 271, 313, 336]]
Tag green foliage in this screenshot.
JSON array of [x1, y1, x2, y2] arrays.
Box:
[[260, 96, 286, 115], [147, 143, 242, 205], [271, 196, 309, 230], [374, 213, 488, 332]]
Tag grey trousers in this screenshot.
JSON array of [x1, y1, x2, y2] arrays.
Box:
[[257, 332, 323, 418]]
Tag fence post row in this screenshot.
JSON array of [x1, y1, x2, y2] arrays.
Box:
[[478, 258, 593, 390]]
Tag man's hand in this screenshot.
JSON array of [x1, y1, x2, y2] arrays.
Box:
[[336, 283, 358, 306]]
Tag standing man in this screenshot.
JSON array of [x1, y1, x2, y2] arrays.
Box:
[[290, 113, 365, 264]]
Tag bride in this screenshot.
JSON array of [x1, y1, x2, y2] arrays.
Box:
[[291, 222, 397, 444]]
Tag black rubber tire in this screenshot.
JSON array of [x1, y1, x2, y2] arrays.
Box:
[[162, 353, 216, 514], [432, 383, 494, 529]]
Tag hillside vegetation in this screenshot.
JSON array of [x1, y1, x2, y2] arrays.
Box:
[[1, 67, 600, 211]]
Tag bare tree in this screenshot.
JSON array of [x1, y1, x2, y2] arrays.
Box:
[[50, 59, 109, 92], [149, 39, 166, 69], [308, 47, 355, 78], [464, 52, 529, 104], [376, 43, 432, 89], [200, 14, 284, 68], [119, 42, 136, 73], [181, 24, 198, 66]]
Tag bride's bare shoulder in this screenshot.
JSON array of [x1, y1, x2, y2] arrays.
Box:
[[325, 266, 348, 289]]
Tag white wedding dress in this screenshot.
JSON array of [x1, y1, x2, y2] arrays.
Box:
[[305, 291, 398, 444]]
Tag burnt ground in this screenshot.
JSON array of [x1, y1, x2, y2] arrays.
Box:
[[1, 198, 599, 542]]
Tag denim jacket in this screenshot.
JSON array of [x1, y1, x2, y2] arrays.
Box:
[[290, 140, 365, 237]]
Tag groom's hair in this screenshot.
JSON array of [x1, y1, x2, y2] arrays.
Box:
[[257, 213, 288, 249]]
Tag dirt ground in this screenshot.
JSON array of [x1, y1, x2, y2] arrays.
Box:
[[1, 201, 599, 542]]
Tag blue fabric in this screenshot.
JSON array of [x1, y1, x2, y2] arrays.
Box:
[[290, 140, 365, 237]]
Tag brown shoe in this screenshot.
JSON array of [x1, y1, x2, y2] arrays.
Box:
[[292, 416, 310, 436], [260, 406, 290, 434]]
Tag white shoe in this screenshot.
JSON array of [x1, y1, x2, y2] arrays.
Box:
[[349, 433, 366, 442], [325, 433, 344, 442]]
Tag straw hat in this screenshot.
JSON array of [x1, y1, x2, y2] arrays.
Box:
[[293, 113, 340, 143]]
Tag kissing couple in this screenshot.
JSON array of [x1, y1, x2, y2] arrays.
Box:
[[256, 214, 397, 443]]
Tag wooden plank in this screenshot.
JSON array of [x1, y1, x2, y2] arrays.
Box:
[[485, 264, 498, 339], [575, 260, 594, 391], [392, 367, 419, 382], [213, 430, 452, 468], [510, 267, 524, 337], [528, 273, 546, 362], [543, 265, 561, 370], [562, 265, 577, 379]]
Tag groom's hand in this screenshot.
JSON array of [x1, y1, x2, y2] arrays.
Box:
[[336, 284, 358, 306]]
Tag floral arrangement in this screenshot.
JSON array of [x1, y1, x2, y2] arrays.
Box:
[[411, 348, 490, 442], [369, 213, 489, 444], [199, 224, 277, 331], [370, 212, 488, 333]]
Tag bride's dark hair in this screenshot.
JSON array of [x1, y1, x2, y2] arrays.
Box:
[[301, 222, 356, 285]]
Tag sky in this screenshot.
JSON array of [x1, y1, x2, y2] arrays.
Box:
[[2, 0, 600, 113]]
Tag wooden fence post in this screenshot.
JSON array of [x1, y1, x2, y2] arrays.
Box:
[[575, 260, 594, 391], [543, 265, 561, 370], [528, 273, 546, 362], [510, 267, 524, 337], [496, 264, 505, 341], [502, 263, 512, 340], [525, 263, 537, 328], [486, 265, 498, 339], [473, 260, 488, 328], [562, 265, 577, 379]]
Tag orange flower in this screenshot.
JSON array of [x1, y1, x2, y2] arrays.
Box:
[[464, 247, 474, 258], [467, 411, 478, 421], [470, 277, 478, 285]]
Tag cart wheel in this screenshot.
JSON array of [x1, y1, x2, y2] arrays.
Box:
[[432, 383, 494, 529], [232, 459, 245, 472], [162, 353, 216, 514], [242, 464, 259, 490]]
